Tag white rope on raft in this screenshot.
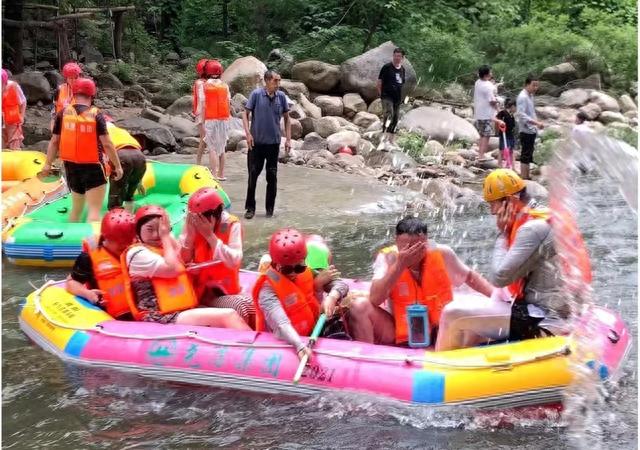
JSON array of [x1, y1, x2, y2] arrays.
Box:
[[30, 281, 571, 369]]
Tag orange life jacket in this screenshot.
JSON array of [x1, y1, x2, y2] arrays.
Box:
[[2, 81, 23, 125], [192, 79, 204, 116], [106, 123, 142, 151], [192, 214, 242, 298], [59, 105, 101, 163], [55, 83, 75, 114], [381, 245, 453, 344], [507, 207, 592, 300], [82, 237, 130, 318], [121, 244, 199, 321], [203, 81, 230, 120], [252, 267, 319, 336]]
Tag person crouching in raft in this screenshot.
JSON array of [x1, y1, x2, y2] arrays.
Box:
[[180, 187, 256, 327], [348, 217, 494, 347], [121, 205, 251, 329], [252, 228, 349, 361], [65, 209, 137, 320]]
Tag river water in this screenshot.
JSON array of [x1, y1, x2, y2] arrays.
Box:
[[2, 154, 637, 449]]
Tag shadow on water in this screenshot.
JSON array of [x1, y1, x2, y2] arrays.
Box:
[[2, 133, 637, 449]]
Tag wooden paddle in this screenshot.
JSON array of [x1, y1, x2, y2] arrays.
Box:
[[185, 259, 222, 273], [293, 313, 327, 384]]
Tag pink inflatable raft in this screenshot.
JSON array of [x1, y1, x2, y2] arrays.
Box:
[[20, 271, 631, 409]]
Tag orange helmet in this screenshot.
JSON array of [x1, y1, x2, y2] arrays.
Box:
[[204, 60, 223, 77], [72, 77, 97, 97], [188, 187, 224, 214], [269, 228, 307, 266], [196, 59, 208, 76], [62, 62, 82, 78]]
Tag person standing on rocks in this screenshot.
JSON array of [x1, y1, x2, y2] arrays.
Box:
[[516, 75, 544, 180], [377, 47, 406, 143], [2, 69, 26, 149], [242, 69, 291, 219], [193, 59, 208, 167], [50, 62, 82, 131], [42, 78, 123, 223], [197, 60, 231, 180], [473, 65, 499, 160]]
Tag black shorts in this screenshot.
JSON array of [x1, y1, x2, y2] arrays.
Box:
[[519, 132, 537, 164], [64, 161, 107, 194], [108, 148, 147, 209]]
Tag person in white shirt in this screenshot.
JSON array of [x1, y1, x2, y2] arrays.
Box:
[[473, 65, 499, 159]]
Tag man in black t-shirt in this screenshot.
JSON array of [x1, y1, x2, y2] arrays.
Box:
[[377, 47, 406, 141]]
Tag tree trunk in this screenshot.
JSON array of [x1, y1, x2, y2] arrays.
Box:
[[222, 0, 229, 38], [58, 23, 72, 66], [4, 0, 25, 73], [113, 11, 125, 60], [361, 15, 383, 54]]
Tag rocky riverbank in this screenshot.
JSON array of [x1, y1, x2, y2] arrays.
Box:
[[14, 41, 638, 208]]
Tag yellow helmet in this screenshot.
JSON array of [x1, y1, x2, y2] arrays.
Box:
[[482, 169, 526, 202]]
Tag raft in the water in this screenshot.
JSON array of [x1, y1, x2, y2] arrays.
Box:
[[19, 271, 630, 409], [2, 161, 230, 267], [2, 151, 67, 228]]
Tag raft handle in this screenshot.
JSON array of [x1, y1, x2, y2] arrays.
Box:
[[45, 231, 64, 239], [194, 173, 201, 180], [57, 207, 68, 214], [607, 329, 620, 344]]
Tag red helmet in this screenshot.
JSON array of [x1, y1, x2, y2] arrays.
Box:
[[73, 77, 97, 97], [188, 187, 224, 214], [204, 60, 223, 77], [1, 69, 8, 85], [134, 205, 167, 225], [62, 62, 82, 78], [269, 228, 307, 266], [101, 209, 136, 243], [196, 59, 208, 76]]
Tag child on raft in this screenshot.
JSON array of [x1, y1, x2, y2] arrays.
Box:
[[65, 209, 137, 320], [252, 228, 349, 360], [121, 205, 251, 329], [180, 187, 256, 327]]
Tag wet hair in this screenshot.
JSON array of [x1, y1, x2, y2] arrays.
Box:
[[264, 69, 280, 82], [393, 47, 405, 56], [525, 74, 539, 86], [136, 214, 161, 240], [478, 65, 491, 79], [576, 111, 588, 123], [395, 217, 428, 236], [504, 98, 516, 108]]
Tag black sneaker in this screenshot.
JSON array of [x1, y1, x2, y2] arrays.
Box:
[[244, 210, 255, 219], [266, 210, 274, 218]]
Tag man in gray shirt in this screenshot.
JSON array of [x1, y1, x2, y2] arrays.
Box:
[[242, 70, 291, 219], [516, 75, 544, 180]]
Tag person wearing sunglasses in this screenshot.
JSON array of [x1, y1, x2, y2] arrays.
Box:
[[181, 187, 255, 327], [252, 228, 349, 361]]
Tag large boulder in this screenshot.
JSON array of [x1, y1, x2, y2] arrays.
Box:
[[313, 95, 344, 117], [165, 95, 193, 116], [536, 80, 562, 97], [221, 56, 267, 98], [558, 89, 590, 108], [326, 130, 361, 154], [115, 117, 177, 149], [579, 102, 602, 120], [94, 72, 124, 89], [299, 117, 317, 136], [566, 74, 602, 91], [398, 106, 479, 144], [300, 132, 327, 151], [343, 93, 366, 119], [226, 129, 246, 152], [12, 71, 51, 104], [266, 48, 294, 78], [443, 82, 470, 104], [340, 41, 417, 103], [152, 90, 182, 109], [43, 70, 64, 90], [535, 106, 560, 120], [288, 102, 306, 120], [619, 94, 637, 113], [81, 43, 104, 64], [279, 80, 309, 99], [299, 93, 322, 119], [158, 115, 199, 140], [315, 116, 341, 138], [281, 117, 303, 140], [541, 62, 578, 85], [231, 93, 248, 116], [353, 111, 379, 129], [589, 91, 620, 112], [598, 111, 626, 124], [365, 150, 417, 171], [368, 98, 383, 117], [291, 61, 341, 93]]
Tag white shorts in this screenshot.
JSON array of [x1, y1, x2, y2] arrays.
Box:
[[204, 119, 229, 155]]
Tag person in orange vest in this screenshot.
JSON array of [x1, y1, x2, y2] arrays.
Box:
[[65, 209, 136, 320], [348, 217, 494, 346], [180, 187, 255, 327], [105, 120, 147, 212], [193, 58, 208, 167], [196, 59, 231, 180], [252, 228, 349, 361], [50, 61, 82, 131], [2, 69, 27, 149], [122, 205, 251, 329], [42, 77, 123, 223]]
